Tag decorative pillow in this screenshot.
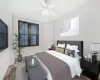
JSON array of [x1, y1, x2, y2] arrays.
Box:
[[55, 47, 60, 52], [67, 49, 75, 57], [66, 44, 80, 58], [51, 44, 56, 50], [59, 48, 64, 54], [55, 47, 65, 53], [65, 49, 68, 55]]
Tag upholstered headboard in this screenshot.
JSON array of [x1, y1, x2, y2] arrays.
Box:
[[57, 40, 83, 58]]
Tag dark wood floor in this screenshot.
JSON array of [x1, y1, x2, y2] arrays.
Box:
[[3, 65, 16, 80]]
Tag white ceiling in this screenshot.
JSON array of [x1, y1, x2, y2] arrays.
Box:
[[7, 0, 91, 22]]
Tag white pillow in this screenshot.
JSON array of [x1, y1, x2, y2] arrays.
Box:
[[71, 45, 78, 50], [66, 44, 72, 50], [58, 44, 65, 48], [71, 45, 79, 52], [66, 44, 80, 59], [74, 51, 81, 59], [66, 44, 79, 52]]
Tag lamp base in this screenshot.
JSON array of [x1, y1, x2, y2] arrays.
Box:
[[92, 55, 97, 63]]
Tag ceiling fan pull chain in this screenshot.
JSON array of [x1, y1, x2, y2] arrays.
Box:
[[44, 0, 48, 3]]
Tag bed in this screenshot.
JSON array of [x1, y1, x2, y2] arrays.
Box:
[[26, 40, 83, 80]]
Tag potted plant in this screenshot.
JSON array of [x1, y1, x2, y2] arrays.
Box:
[[13, 33, 23, 62]]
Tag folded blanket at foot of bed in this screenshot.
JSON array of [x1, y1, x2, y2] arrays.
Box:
[[35, 52, 72, 80]]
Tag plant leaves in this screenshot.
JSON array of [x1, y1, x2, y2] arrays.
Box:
[[13, 33, 23, 55]]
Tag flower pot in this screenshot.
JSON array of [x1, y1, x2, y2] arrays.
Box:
[[18, 54, 22, 62]]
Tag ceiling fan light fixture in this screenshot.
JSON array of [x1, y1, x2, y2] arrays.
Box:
[[33, 0, 57, 16], [42, 9, 50, 16]]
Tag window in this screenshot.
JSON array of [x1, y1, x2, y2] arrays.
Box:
[[0, 19, 8, 50], [18, 20, 39, 47]]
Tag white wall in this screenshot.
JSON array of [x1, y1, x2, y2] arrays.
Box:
[[43, 21, 54, 50], [0, 0, 14, 80], [54, 0, 100, 60]]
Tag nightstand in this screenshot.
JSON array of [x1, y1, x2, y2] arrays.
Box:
[[80, 59, 100, 80]]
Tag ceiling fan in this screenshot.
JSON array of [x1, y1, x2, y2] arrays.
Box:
[[33, 0, 58, 16]]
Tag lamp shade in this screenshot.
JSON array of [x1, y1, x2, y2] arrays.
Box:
[[90, 43, 100, 52]]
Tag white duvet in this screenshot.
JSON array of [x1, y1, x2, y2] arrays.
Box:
[[35, 50, 82, 79], [46, 50, 82, 78]]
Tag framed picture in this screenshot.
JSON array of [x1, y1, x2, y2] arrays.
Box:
[[60, 16, 79, 36]]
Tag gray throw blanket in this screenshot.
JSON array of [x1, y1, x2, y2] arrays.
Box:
[[36, 52, 72, 80]]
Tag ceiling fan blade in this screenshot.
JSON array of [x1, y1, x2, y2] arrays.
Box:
[[42, 1, 48, 7], [49, 10, 56, 16], [48, 4, 57, 8]]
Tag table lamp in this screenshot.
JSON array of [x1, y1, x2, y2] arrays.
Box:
[[90, 43, 100, 63]]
